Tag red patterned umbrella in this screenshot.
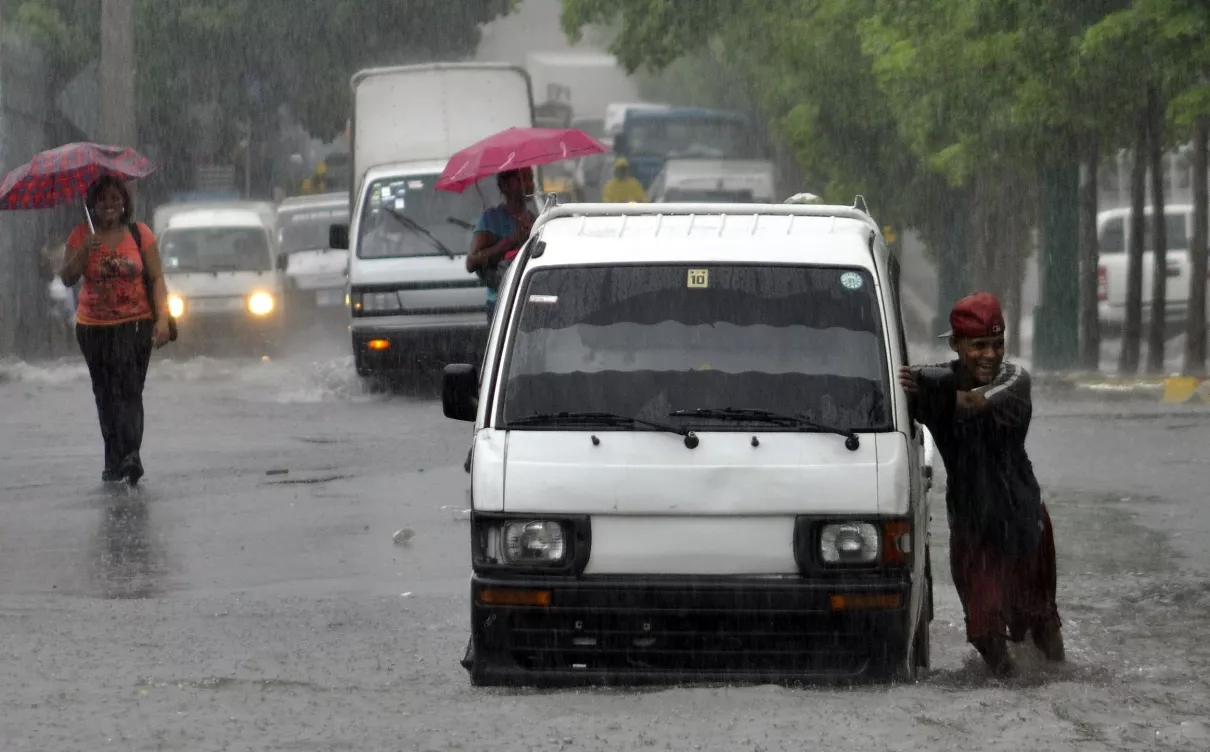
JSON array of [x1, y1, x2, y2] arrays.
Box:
[[435, 127, 607, 193], [0, 142, 157, 227]]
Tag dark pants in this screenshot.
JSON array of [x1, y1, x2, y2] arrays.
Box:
[[77, 320, 153, 476], [950, 503, 1061, 643]]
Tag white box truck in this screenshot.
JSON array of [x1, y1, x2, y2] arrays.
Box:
[[329, 63, 535, 381]]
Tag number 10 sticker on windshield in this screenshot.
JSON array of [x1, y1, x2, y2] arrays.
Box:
[[688, 269, 709, 288]]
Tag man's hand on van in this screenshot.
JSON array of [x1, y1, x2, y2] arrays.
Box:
[[898, 365, 918, 395]]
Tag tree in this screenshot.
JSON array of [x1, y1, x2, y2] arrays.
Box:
[[5, 0, 517, 193]]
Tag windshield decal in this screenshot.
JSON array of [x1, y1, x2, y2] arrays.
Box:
[[841, 272, 864, 290], [687, 269, 709, 288]]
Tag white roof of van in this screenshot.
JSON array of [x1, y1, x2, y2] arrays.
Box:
[[164, 208, 269, 230], [278, 193, 348, 212], [532, 203, 886, 271]]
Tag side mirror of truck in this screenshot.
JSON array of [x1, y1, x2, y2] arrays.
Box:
[[329, 223, 350, 251], [442, 363, 479, 422], [611, 133, 629, 156]]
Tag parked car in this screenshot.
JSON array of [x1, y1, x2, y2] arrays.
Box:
[[1097, 204, 1201, 332]]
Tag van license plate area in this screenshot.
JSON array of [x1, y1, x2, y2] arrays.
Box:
[[191, 297, 243, 313]]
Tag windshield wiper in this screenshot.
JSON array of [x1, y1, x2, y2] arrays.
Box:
[[508, 411, 700, 448], [384, 207, 457, 259], [668, 407, 860, 451]]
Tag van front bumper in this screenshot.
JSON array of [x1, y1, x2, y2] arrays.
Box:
[[467, 574, 913, 687], [351, 313, 487, 373]]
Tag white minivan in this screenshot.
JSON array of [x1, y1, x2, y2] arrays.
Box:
[[444, 201, 933, 686], [158, 205, 284, 350]]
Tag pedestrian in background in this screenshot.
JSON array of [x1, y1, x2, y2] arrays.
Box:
[[899, 292, 1065, 677], [59, 175, 171, 484]]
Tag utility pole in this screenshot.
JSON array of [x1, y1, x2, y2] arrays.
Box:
[[99, 0, 136, 147]]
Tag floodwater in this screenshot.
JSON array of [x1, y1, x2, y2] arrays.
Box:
[[1, 339, 1208, 751]]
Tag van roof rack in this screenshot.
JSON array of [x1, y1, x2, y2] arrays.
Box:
[[533, 201, 880, 233]]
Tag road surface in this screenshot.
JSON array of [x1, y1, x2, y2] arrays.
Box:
[[1, 340, 1208, 751]]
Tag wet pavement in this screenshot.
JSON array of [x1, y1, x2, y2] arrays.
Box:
[[2, 341, 1209, 751]]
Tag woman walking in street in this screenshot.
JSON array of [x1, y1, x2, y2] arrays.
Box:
[[59, 175, 171, 484]]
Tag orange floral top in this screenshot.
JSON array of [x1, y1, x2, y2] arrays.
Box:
[[67, 222, 156, 326]]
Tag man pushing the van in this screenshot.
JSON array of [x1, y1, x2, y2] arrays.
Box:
[[898, 292, 1064, 677]]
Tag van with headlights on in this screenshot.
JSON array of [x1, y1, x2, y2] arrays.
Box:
[[159, 205, 284, 353], [443, 201, 933, 686]]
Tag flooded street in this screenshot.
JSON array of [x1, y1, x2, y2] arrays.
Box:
[[0, 343, 1206, 751]]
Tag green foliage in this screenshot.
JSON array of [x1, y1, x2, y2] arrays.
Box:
[[558, 0, 1210, 241]]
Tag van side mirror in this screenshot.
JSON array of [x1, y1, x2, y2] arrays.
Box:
[[612, 133, 629, 156], [329, 223, 350, 250], [276, 254, 289, 271], [442, 363, 478, 422]]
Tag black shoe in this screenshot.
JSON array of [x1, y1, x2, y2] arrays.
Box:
[[972, 635, 1017, 677], [121, 460, 144, 486]]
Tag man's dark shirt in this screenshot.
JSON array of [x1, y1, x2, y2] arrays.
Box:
[[912, 360, 1043, 555]]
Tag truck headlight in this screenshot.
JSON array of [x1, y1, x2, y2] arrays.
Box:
[[248, 292, 275, 316], [502, 521, 567, 565], [167, 294, 184, 318], [820, 522, 880, 564]]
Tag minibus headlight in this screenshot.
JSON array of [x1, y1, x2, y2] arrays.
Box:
[[820, 522, 880, 564], [472, 515, 589, 573], [502, 521, 567, 564], [248, 292, 275, 316]]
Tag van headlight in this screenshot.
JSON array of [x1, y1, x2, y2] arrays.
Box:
[[248, 292, 275, 316], [167, 294, 185, 318], [503, 521, 567, 564], [820, 522, 880, 564], [472, 515, 588, 573]]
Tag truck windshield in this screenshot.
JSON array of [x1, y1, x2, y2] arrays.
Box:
[[500, 264, 891, 431], [627, 117, 761, 160], [357, 174, 485, 259], [160, 227, 273, 273], [279, 206, 348, 253]]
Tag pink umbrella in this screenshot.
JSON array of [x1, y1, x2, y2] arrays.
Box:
[[435, 127, 607, 194]]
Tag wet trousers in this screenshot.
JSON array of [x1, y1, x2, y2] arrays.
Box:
[[950, 503, 1061, 643], [77, 320, 153, 475]]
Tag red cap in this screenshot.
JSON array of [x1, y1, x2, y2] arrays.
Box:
[[940, 292, 1005, 339]]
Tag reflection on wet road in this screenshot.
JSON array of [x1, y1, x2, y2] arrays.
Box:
[[1, 347, 1209, 750]]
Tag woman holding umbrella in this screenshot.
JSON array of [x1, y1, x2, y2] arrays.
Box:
[[59, 175, 170, 484], [465, 167, 537, 321]]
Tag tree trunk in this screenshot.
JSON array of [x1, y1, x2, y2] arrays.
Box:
[[1119, 107, 1148, 374], [1186, 115, 1209, 377], [1145, 85, 1168, 374], [1078, 137, 1101, 371]]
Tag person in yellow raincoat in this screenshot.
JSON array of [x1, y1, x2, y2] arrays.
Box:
[[300, 161, 328, 195], [601, 158, 647, 203]]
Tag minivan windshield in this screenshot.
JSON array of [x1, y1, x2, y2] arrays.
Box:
[[500, 264, 890, 431], [160, 226, 273, 273], [280, 206, 348, 253], [357, 174, 486, 259]]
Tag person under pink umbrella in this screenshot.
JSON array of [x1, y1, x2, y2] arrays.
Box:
[[59, 175, 170, 485], [464, 167, 536, 322]]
